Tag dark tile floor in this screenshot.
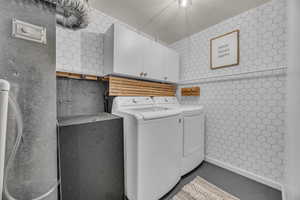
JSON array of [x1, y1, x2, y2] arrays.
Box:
[[161, 162, 282, 200]]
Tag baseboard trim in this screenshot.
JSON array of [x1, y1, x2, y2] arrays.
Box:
[[205, 156, 282, 191]]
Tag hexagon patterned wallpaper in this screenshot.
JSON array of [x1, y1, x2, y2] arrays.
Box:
[[56, 9, 117, 75], [172, 0, 287, 185], [56, 8, 153, 75]]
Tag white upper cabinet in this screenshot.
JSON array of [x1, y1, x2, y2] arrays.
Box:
[[114, 25, 145, 77], [165, 48, 180, 83], [159, 45, 179, 82], [104, 24, 179, 83], [143, 39, 164, 80]]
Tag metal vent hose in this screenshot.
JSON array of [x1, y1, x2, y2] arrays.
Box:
[[15, 0, 90, 29]]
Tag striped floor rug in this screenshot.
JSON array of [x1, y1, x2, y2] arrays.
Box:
[[172, 177, 240, 200]]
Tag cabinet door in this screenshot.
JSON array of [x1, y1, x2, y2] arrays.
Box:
[[163, 48, 180, 83], [143, 40, 164, 80], [183, 114, 205, 157], [114, 25, 145, 77]]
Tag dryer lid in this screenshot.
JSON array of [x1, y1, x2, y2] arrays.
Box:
[[180, 105, 204, 115]]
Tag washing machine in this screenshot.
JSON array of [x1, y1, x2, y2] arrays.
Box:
[[153, 97, 205, 176], [112, 97, 182, 200]]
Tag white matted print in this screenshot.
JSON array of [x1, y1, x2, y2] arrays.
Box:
[[210, 30, 240, 69]]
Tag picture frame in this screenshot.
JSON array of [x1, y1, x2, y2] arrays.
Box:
[[210, 30, 240, 70]]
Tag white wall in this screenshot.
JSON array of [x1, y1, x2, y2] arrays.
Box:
[[171, 0, 286, 188], [284, 0, 300, 199]]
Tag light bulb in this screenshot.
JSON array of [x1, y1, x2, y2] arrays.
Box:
[[178, 0, 192, 8]]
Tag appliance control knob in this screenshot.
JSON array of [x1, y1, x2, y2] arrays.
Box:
[[140, 72, 144, 76], [144, 72, 148, 77]]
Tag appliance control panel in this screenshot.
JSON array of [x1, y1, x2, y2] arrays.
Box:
[[153, 97, 179, 105], [115, 97, 154, 106]]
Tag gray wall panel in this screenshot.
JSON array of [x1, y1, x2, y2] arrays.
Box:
[[0, 1, 57, 199], [57, 78, 105, 118]]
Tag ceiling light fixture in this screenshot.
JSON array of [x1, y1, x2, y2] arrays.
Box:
[[178, 0, 192, 8]]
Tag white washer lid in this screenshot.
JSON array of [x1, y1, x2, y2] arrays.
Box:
[[0, 79, 10, 91], [120, 107, 181, 120], [141, 109, 181, 120]]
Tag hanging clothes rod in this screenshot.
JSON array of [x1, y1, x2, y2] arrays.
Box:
[[179, 66, 287, 85]]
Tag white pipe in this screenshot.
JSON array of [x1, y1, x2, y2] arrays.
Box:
[[284, 0, 300, 200], [0, 79, 10, 200], [2, 89, 59, 200]]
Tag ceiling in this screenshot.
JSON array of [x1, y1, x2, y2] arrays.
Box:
[[90, 0, 270, 44]]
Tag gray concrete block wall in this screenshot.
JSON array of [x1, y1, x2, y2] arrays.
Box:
[[57, 78, 105, 118], [0, 0, 57, 199]]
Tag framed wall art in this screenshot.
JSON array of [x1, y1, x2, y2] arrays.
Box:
[[210, 30, 240, 69]]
